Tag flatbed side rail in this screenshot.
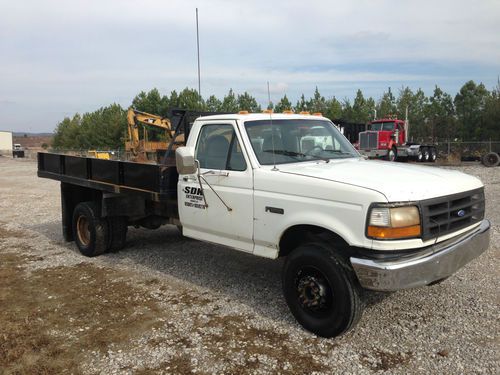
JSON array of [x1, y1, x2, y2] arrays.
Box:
[[37, 153, 171, 201]]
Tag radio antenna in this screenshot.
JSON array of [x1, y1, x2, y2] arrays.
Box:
[[196, 8, 201, 98], [267, 81, 278, 171]]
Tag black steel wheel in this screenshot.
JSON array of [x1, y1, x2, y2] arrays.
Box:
[[107, 216, 128, 252], [282, 242, 363, 337], [72, 201, 108, 257]]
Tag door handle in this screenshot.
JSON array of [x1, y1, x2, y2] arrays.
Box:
[[202, 170, 229, 177], [183, 176, 196, 182]]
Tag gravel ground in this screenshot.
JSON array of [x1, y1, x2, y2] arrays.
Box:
[[0, 156, 498, 374]]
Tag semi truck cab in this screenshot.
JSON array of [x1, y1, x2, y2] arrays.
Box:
[[358, 118, 437, 162]]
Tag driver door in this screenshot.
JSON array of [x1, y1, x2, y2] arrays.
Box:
[[177, 121, 254, 252]]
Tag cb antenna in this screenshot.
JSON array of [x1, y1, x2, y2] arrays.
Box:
[[267, 81, 278, 171], [196, 8, 201, 98]]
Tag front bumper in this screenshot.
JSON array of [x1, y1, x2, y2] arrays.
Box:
[[359, 149, 388, 158], [350, 220, 490, 291]]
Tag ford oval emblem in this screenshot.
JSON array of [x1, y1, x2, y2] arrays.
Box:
[[457, 209, 466, 217]]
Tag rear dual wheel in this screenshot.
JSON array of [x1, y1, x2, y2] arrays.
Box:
[[422, 147, 430, 162], [72, 202, 127, 257], [418, 147, 436, 162], [429, 148, 437, 162]]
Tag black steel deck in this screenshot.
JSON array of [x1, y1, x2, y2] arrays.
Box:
[[38, 153, 178, 201]]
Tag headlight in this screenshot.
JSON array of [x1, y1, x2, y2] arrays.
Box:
[[367, 205, 421, 240]]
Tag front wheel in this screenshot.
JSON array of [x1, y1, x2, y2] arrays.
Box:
[[282, 242, 363, 337], [387, 147, 397, 162]]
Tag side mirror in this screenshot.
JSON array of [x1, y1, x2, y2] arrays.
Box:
[[175, 147, 197, 175]]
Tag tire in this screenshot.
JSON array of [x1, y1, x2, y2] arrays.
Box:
[[282, 242, 363, 337], [107, 216, 128, 252], [482, 152, 500, 167], [416, 148, 424, 162], [422, 147, 430, 162], [387, 147, 397, 162], [429, 147, 437, 162], [72, 201, 108, 257]]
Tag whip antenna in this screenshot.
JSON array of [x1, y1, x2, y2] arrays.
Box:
[[196, 8, 201, 97], [267, 82, 278, 171]]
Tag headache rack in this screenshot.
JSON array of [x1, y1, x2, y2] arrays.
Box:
[[420, 188, 485, 241]]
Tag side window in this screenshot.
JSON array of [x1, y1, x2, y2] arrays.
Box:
[[195, 124, 247, 171]]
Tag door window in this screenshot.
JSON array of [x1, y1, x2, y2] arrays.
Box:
[[195, 124, 247, 171]]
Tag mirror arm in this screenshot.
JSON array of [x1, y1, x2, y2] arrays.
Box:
[[195, 160, 232, 212], [195, 160, 209, 208]]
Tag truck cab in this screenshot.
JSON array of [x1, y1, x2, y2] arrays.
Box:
[[12, 143, 25, 158], [368, 119, 406, 147], [358, 118, 437, 162]]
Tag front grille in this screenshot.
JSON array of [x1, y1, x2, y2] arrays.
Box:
[[420, 188, 485, 241], [359, 132, 378, 150]]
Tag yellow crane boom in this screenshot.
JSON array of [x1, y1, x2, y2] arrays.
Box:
[[126, 108, 174, 159]]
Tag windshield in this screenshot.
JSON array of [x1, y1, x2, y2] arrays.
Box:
[[370, 122, 395, 131], [244, 119, 359, 165]]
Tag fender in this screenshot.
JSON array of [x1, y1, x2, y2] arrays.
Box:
[[253, 200, 371, 259]]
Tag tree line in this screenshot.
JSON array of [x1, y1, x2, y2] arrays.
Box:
[[52, 80, 500, 150]]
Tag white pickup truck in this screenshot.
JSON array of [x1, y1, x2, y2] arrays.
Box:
[[38, 112, 490, 337]]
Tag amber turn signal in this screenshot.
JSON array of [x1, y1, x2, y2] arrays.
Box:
[[367, 225, 421, 239]]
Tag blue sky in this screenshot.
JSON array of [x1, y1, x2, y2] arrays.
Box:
[[0, 0, 499, 132]]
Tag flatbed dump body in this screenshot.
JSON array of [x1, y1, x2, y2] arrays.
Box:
[[37, 152, 178, 201], [37, 109, 213, 201], [37, 109, 222, 243]]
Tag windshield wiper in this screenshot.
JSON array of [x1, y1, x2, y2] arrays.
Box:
[[264, 149, 331, 162], [263, 149, 332, 163], [263, 149, 304, 160], [323, 150, 355, 157]]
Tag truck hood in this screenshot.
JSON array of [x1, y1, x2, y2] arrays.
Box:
[[277, 158, 483, 201]]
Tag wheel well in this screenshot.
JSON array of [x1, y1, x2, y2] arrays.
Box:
[[61, 183, 102, 242], [278, 225, 349, 258]]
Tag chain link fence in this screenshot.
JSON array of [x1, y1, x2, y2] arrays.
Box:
[[434, 141, 500, 161]]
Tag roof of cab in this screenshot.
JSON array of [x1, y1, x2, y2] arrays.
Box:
[[196, 113, 329, 122]]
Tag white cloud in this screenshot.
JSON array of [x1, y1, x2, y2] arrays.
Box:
[[0, 0, 499, 131]]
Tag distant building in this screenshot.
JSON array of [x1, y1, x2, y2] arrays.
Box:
[[0, 130, 13, 155]]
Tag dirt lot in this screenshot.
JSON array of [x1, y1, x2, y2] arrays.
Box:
[[0, 156, 498, 374]]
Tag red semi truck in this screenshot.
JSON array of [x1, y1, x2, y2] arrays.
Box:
[[357, 118, 437, 162]]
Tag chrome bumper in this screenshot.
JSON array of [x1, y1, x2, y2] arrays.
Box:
[[359, 149, 388, 158], [350, 220, 490, 291]]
